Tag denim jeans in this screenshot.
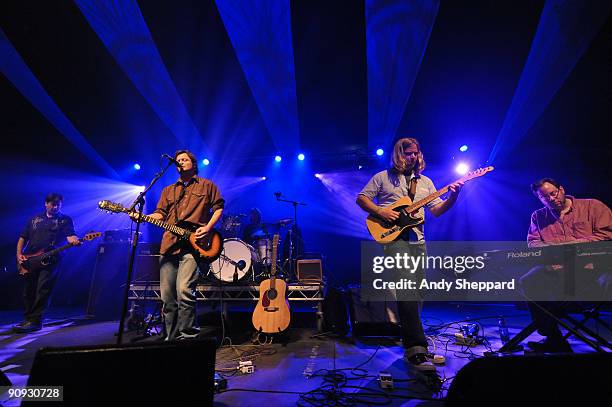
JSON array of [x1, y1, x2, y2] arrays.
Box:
[[160, 253, 200, 340], [23, 265, 59, 323], [384, 241, 428, 351]]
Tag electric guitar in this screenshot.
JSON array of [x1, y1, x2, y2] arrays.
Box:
[[252, 234, 291, 333], [18, 232, 102, 276], [98, 200, 223, 261], [366, 166, 494, 243]]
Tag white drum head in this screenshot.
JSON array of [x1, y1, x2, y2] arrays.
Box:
[[210, 239, 255, 283]]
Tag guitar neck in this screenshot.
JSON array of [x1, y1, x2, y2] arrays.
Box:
[[135, 213, 190, 237], [45, 242, 74, 257], [407, 185, 451, 212]]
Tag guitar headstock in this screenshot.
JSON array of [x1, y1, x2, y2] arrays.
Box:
[[460, 166, 494, 182], [82, 232, 102, 241], [98, 200, 128, 214]]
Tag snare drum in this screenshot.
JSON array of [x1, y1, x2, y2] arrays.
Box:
[[210, 238, 258, 283]]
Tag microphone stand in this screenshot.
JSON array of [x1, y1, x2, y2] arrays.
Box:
[[117, 159, 175, 344], [275, 193, 307, 279]]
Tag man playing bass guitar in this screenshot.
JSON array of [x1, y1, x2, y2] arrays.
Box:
[[15, 192, 80, 333]]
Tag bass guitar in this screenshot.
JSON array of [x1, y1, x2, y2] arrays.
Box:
[[98, 200, 223, 261], [18, 232, 102, 275], [366, 166, 494, 243], [252, 234, 291, 333]]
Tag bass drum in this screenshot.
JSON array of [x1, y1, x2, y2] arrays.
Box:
[[209, 239, 258, 283]]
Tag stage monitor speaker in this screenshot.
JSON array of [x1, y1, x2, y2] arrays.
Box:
[[446, 353, 612, 404], [347, 285, 400, 336], [23, 338, 216, 406], [297, 259, 323, 283]]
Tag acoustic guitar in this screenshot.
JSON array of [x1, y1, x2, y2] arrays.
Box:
[[252, 234, 291, 333], [98, 200, 223, 261], [366, 166, 494, 243]]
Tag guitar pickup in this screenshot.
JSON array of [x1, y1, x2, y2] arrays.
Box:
[[264, 307, 279, 312]]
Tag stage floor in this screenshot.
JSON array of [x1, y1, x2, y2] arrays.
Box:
[[0, 303, 609, 406]]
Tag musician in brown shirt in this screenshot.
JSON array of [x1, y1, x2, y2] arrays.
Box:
[[521, 177, 612, 352], [147, 150, 224, 340]]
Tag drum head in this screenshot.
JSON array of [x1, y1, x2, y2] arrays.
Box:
[[210, 239, 255, 283]]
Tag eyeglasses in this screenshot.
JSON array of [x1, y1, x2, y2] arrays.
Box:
[[537, 189, 560, 201]]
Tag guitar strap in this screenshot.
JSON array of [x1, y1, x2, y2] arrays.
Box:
[[404, 175, 417, 200], [173, 183, 187, 223]]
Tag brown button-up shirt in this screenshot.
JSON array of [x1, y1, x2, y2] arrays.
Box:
[[527, 196, 612, 247], [154, 176, 224, 254]]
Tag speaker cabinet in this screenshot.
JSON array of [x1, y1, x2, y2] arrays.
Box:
[[24, 338, 216, 406]]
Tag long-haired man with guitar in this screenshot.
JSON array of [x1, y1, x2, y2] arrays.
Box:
[[14, 192, 80, 333], [356, 138, 463, 371], [137, 150, 224, 341]]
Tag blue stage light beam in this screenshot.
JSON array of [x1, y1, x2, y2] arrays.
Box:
[[75, 0, 209, 154], [366, 0, 440, 150], [0, 29, 119, 179], [215, 0, 300, 156], [488, 0, 612, 164]]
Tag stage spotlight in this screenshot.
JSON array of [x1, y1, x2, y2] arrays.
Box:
[[262, 176, 266, 181], [274, 155, 282, 163], [358, 165, 363, 170], [459, 145, 469, 152], [133, 163, 141, 170], [376, 148, 384, 156], [202, 158, 210, 166], [455, 163, 469, 175], [297, 153, 305, 161], [314, 173, 321, 179]]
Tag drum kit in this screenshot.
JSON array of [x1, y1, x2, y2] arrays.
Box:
[[209, 215, 293, 283]]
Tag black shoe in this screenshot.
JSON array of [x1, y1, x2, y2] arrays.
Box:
[[13, 321, 42, 333], [405, 353, 437, 372], [527, 336, 572, 353]]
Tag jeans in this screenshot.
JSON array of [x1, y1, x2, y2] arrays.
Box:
[[160, 253, 200, 340], [384, 241, 428, 352], [23, 265, 59, 323]]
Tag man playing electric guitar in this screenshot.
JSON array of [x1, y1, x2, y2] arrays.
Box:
[[356, 138, 463, 371], [133, 150, 224, 341], [14, 192, 80, 333]]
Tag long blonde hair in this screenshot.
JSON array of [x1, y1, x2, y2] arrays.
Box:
[[391, 138, 425, 175]]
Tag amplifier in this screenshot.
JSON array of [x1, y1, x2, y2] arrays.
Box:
[[296, 259, 323, 283]]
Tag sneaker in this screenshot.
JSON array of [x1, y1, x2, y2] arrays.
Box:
[[13, 321, 42, 333], [527, 336, 572, 353], [406, 353, 437, 372]]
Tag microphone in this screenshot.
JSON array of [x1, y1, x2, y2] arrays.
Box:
[[274, 191, 282, 199], [162, 154, 182, 169]]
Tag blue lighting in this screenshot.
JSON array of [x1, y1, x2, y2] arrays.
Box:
[[133, 163, 141, 170], [459, 145, 468, 152], [297, 153, 305, 161], [202, 158, 210, 166], [275, 155, 282, 163], [376, 148, 384, 156]]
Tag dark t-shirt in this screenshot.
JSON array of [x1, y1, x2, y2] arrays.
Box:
[[20, 212, 76, 254]]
